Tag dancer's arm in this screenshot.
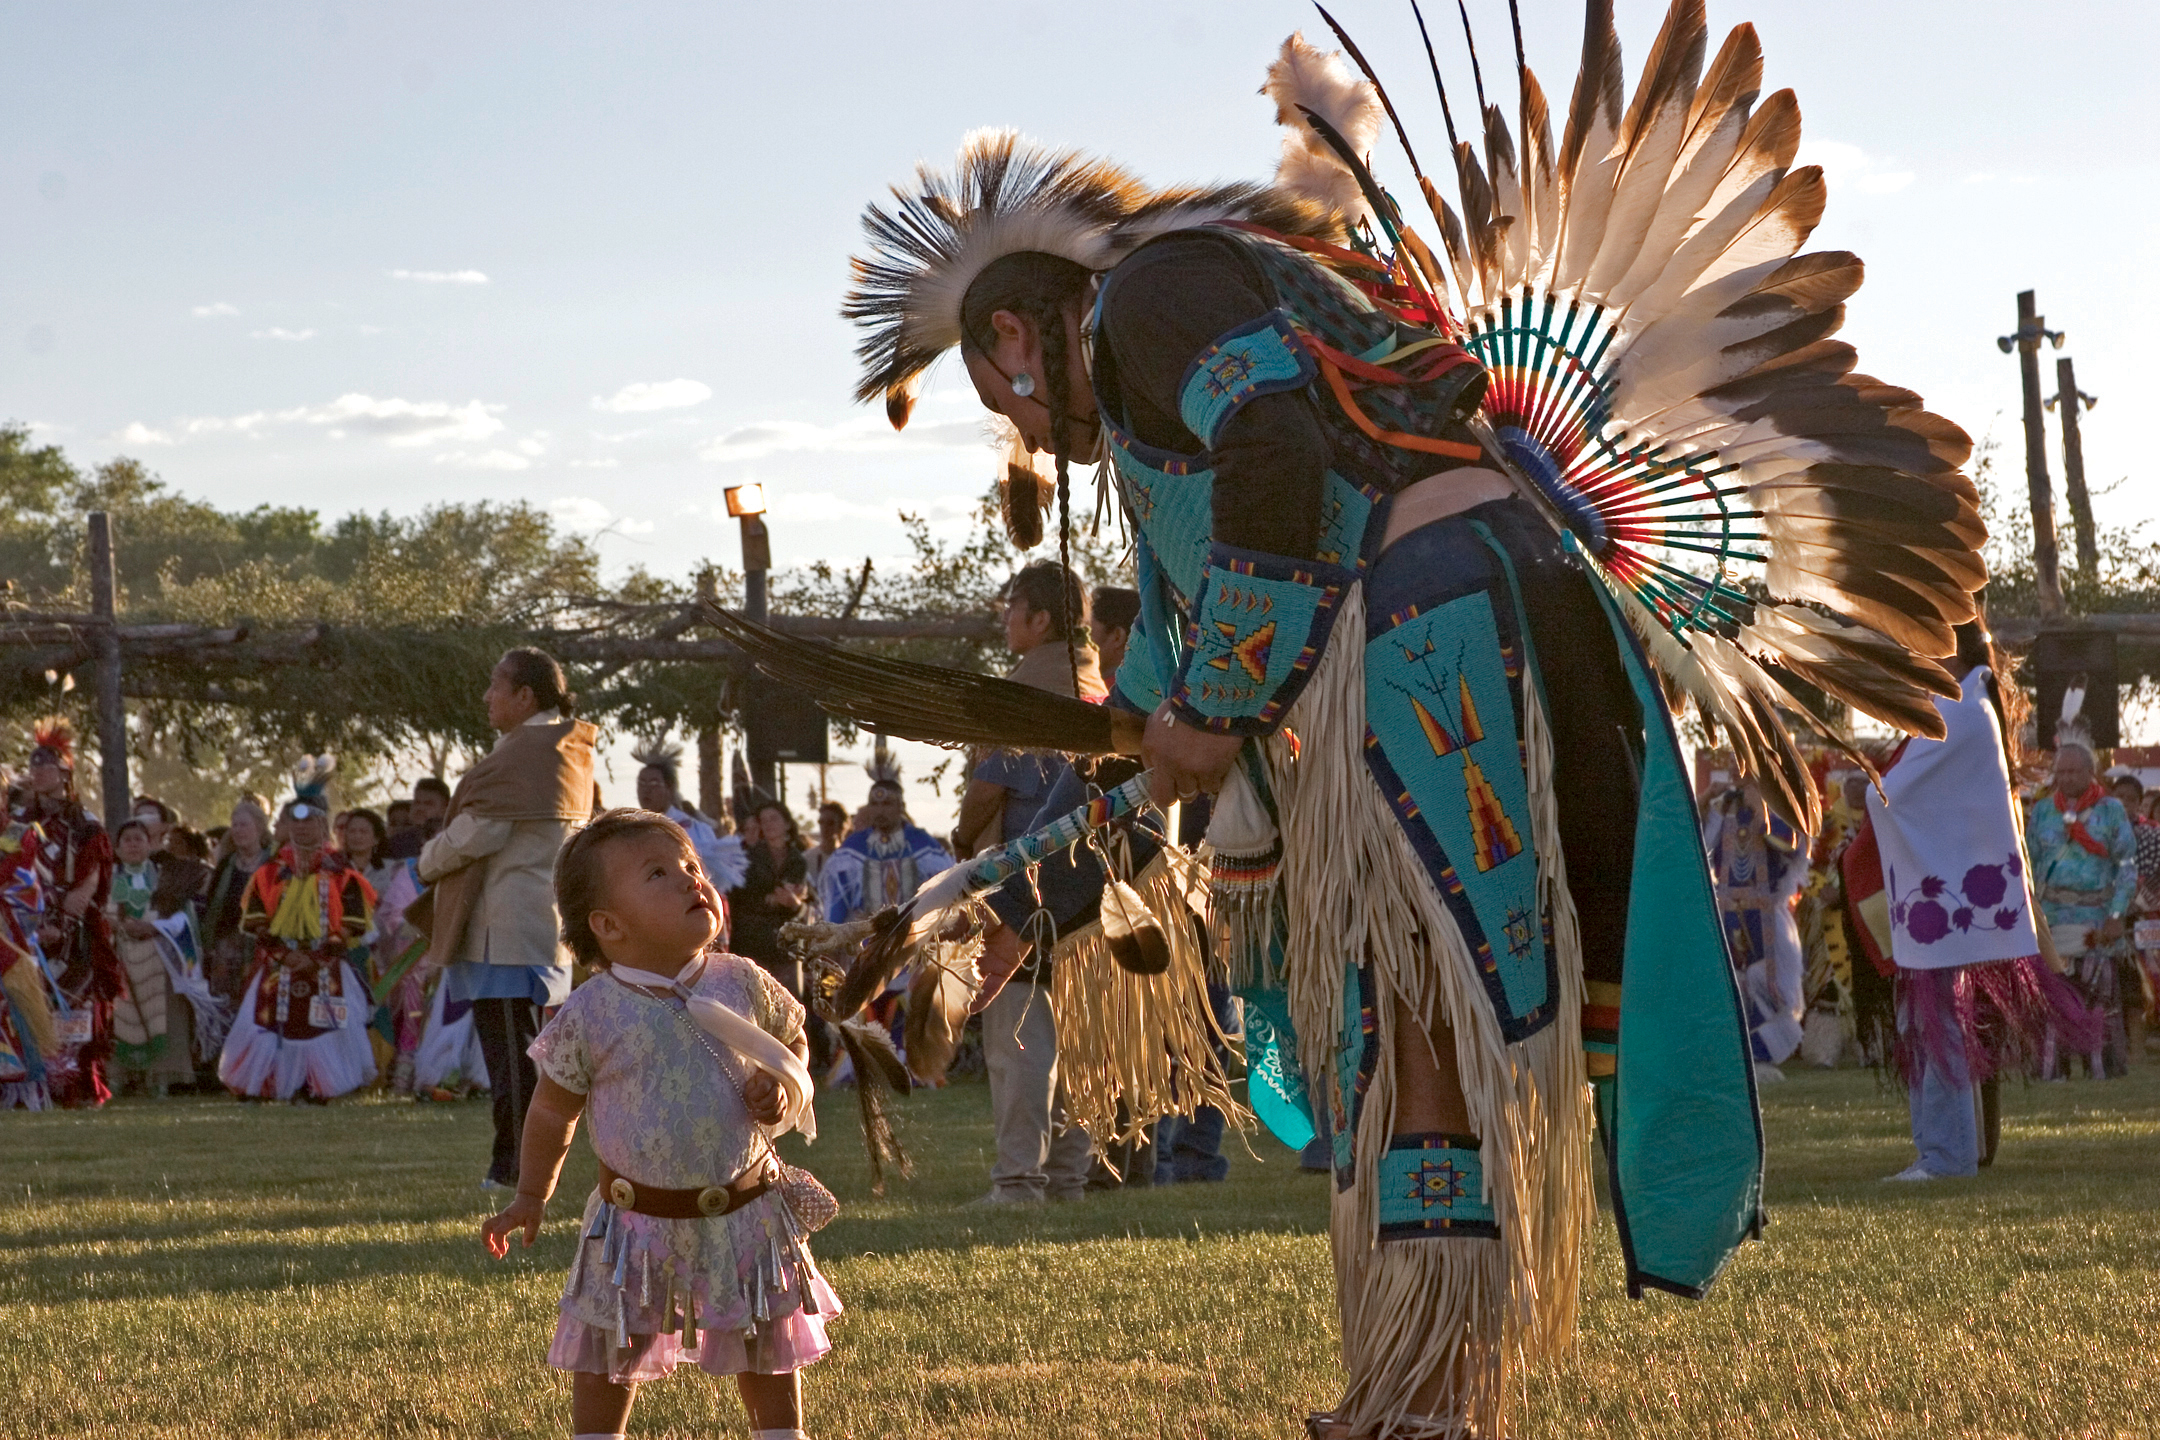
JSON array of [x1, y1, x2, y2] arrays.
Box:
[[481, 1076, 586, 1257]]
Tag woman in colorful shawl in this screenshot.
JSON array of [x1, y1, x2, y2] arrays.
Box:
[[9, 719, 122, 1107], [0, 810, 61, 1110], [107, 818, 194, 1096], [2027, 721, 2138, 1078], [1703, 780, 1808, 1073], [218, 771, 378, 1101]]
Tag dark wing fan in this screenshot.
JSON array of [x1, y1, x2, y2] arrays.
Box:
[[699, 602, 1140, 755]]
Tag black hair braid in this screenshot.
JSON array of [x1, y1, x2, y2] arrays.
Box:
[[1035, 300, 1081, 697]]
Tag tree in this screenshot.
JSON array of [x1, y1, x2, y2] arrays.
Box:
[[2, 426, 1131, 818]]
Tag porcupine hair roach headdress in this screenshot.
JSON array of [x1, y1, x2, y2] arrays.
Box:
[[286, 754, 337, 820], [864, 738, 903, 795], [28, 716, 76, 772], [632, 737, 685, 792]]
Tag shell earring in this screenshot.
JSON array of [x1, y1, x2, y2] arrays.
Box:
[[1010, 372, 1035, 398]]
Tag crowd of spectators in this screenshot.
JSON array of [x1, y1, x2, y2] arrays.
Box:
[[0, 565, 1240, 1202]]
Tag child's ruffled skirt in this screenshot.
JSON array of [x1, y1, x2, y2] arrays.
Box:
[[547, 1183, 840, 1383]]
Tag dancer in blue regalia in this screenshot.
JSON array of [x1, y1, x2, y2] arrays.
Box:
[[718, 6, 1994, 1433]]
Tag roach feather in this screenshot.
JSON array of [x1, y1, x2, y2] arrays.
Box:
[[1410, 0, 1463, 149], [1315, 4, 1428, 178]]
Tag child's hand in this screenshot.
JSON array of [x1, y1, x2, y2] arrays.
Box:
[[482, 1194, 544, 1258], [742, 1069, 786, 1126]]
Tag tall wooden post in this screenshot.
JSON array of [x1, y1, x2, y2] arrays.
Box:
[[739, 515, 776, 799], [695, 568, 725, 820], [2012, 291, 2066, 619], [86, 512, 130, 830], [2054, 356, 2099, 578]]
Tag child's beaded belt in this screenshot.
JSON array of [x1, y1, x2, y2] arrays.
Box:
[[595, 1159, 775, 1219]]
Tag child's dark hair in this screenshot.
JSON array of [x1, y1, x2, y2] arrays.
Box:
[[115, 818, 150, 843], [554, 807, 694, 968]]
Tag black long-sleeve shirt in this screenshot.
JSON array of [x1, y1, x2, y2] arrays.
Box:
[[1095, 233, 1328, 561]]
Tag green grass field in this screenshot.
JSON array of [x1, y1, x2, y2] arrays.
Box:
[[2, 1066, 2156, 1439]]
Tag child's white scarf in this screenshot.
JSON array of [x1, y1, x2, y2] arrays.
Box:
[[612, 956, 817, 1141]]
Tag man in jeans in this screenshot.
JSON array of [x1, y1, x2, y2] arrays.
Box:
[[959, 561, 1103, 1204]]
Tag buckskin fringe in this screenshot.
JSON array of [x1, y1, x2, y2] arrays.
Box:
[[1048, 847, 1243, 1151], [1272, 580, 1592, 1437]]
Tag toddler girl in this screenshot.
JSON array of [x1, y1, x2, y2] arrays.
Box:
[[483, 808, 837, 1440]]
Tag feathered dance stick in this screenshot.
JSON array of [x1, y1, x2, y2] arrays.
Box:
[[827, 770, 1161, 1019]]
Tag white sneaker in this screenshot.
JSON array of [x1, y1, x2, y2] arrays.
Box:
[[1753, 1062, 1787, 1084], [967, 1188, 1042, 1207], [1882, 1162, 1939, 1182], [479, 1175, 512, 1191]]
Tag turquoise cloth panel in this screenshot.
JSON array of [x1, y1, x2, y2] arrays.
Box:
[[1176, 310, 1317, 449], [1376, 1133, 1498, 1240], [1239, 989, 1315, 1151], [1108, 428, 1214, 606], [1169, 544, 1351, 735], [1362, 588, 1553, 1039], [1568, 534, 1764, 1300]]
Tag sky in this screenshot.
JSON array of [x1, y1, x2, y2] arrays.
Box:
[[7, 0, 2159, 822]]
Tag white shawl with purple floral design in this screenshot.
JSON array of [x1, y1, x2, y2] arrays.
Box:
[[1865, 667, 2041, 971]]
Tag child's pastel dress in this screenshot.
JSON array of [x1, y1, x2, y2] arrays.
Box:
[[531, 952, 841, 1382]]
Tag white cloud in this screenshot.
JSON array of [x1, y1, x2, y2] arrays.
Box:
[[390, 268, 489, 284], [249, 326, 316, 341], [358, 324, 386, 336], [697, 417, 983, 463], [593, 378, 712, 414], [190, 302, 239, 319], [1797, 139, 1913, 196], [173, 394, 510, 451], [291, 393, 505, 447], [184, 411, 270, 436], [549, 496, 653, 535], [568, 457, 621, 469], [115, 422, 173, 447]]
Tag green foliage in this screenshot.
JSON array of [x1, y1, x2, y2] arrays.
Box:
[[2, 426, 1129, 817]]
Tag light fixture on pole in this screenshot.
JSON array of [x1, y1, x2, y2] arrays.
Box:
[[723, 484, 772, 616]]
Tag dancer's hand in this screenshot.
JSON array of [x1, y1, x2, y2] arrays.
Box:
[[1141, 702, 1243, 811], [2099, 916, 2127, 944], [482, 1195, 543, 1257]]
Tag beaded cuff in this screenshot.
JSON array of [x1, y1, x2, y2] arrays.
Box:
[[1168, 542, 1351, 735], [1376, 1133, 1498, 1240], [1176, 310, 1316, 450]]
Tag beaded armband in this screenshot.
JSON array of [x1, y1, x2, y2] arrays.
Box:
[[1177, 310, 1316, 450], [1168, 542, 1351, 735]]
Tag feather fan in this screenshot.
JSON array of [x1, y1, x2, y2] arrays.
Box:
[[1307, 0, 1989, 825]]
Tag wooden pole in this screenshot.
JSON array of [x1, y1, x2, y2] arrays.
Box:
[[2054, 356, 2099, 578], [2013, 291, 2066, 619], [695, 568, 724, 819], [739, 516, 776, 799], [86, 512, 130, 830]]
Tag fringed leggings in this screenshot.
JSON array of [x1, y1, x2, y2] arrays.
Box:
[[1285, 499, 1643, 1439]]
